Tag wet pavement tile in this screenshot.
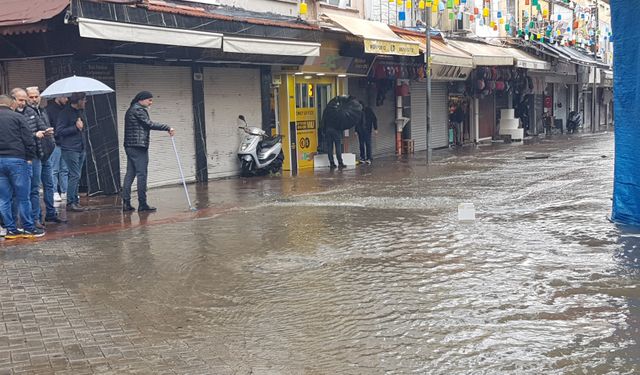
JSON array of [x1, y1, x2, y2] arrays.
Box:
[[0, 133, 638, 373]]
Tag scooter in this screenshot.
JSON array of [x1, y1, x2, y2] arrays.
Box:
[[567, 111, 583, 134], [237, 115, 284, 176]]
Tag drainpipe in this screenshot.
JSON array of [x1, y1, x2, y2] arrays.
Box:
[[396, 89, 403, 156], [473, 98, 480, 143]]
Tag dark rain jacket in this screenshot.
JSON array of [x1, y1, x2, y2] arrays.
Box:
[[55, 105, 86, 153], [27, 104, 55, 161], [18, 106, 48, 161], [0, 107, 36, 160], [124, 103, 170, 149], [356, 106, 378, 136]]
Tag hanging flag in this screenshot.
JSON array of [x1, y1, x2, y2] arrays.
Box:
[[399, 11, 406, 20], [483, 7, 489, 17]]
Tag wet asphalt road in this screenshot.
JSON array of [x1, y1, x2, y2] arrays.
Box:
[[1, 132, 638, 374]]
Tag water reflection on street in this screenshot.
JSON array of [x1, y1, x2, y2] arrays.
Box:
[[1, 132, 638, 374]]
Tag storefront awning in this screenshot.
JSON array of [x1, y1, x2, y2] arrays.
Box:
[[501, 48, 550, 70], [325, 14, 420, 56], [395, 34, 473, 68], [447, 40, 514, 67], [0, 0, 68, 35], [78, 18, 223, 49], [223, 36, 319, 57]]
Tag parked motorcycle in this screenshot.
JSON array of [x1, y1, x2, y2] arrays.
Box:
[[567, 111, 583, 134], [237, 115, 284, 176]]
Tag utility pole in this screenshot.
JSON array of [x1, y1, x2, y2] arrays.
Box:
[[591, 0, 598, 132], [425, 4, 432, 163]]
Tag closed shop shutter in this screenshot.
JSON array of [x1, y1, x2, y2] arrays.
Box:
[[411, 81, 448, 150], [6, 59, 46, 92], [554, 84, 568, 129], [203, 67, 261, 178], [346, 79, 397, 159], [115, 64, 196, 188], [478, 94, 495, 139]]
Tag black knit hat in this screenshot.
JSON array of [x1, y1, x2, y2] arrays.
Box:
[[131, 91, 153, 105]]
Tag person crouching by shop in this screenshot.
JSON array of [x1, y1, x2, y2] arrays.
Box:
[[122, 91, 175, 212], [0, 94, 44, 238], [356, 101, 377, 165], [26, 87, 65, 224], [56, 92, 88, 213]]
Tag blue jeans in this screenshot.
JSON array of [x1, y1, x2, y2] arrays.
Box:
[[61, 150, 85, 206], [30, 159, 42, 222], [50, 146, 68, 194], [41, 158, 56, 219], [0, 158, 35, 232], [357, 131, 373, 161]]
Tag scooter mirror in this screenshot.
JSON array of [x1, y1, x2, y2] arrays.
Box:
[[237, 115, 247, 127]]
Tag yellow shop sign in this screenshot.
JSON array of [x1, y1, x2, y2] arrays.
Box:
[[364, 39, 420, 56]]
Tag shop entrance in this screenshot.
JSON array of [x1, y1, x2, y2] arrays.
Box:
[[280, 75, 336, 172]]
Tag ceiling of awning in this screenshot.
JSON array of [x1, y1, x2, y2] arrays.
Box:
[[501, 48, 550, 71], [324, 13, 420, 56], [448, 40, 514, 67], [395, 34, 473, 68]]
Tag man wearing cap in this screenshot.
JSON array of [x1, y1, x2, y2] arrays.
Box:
[[56, 92, 87, 212], [122, 91, 175, 212]]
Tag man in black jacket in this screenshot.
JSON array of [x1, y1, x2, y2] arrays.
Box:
[[122, 91, 175, 212], [0, 95, 44, 238], [355, 101, 378, 165], [46, 96, 69, 202], [56, 92, 88, 212], [26, 87, 64, 224], [12, 87, 55, 228]]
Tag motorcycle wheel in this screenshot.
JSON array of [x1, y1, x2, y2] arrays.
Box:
[[241, 160, 253, 177], [270, 151, 284, 173]]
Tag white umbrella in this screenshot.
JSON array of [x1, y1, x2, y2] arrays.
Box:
[[40, 75, 114, 99]]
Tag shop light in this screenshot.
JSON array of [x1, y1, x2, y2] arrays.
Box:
[[304, 75, 312, 79], [294, 72, 303, 75], [338, 74, 347, 78], [316, 73, 325, 76]]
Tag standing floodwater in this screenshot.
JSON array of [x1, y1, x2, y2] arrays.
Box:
[[0, 132, 637, 374]]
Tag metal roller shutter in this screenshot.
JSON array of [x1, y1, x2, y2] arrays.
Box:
[[346, 79, 397, 159], [411, 81, 448, 150], [115, 64, 196, 188], [203, 67, 261, 178], [6, 60, 46, 92], [371, 97, 397, 157]]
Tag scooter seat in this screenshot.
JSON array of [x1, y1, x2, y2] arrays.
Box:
[[261, 135, 282, 148]]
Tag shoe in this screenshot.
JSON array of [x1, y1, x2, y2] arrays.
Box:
[[4, 229, 24, 240], [138, 204, 157, 212], [329, 164, 337, 169], [338, 164, 346, 169], [365, 160, 372, 165], [35, 222, 46, 229], [67, 203, 85, 212], [53, 192, 62, 202], [61, 193, 67, 201], [45, 216, 67, 224], [0, 227, 6, 237], [123, 201, 135, 212], [22, 228, 45, 238]]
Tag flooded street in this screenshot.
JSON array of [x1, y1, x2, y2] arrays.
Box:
[[1, 132, 638, 374]]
